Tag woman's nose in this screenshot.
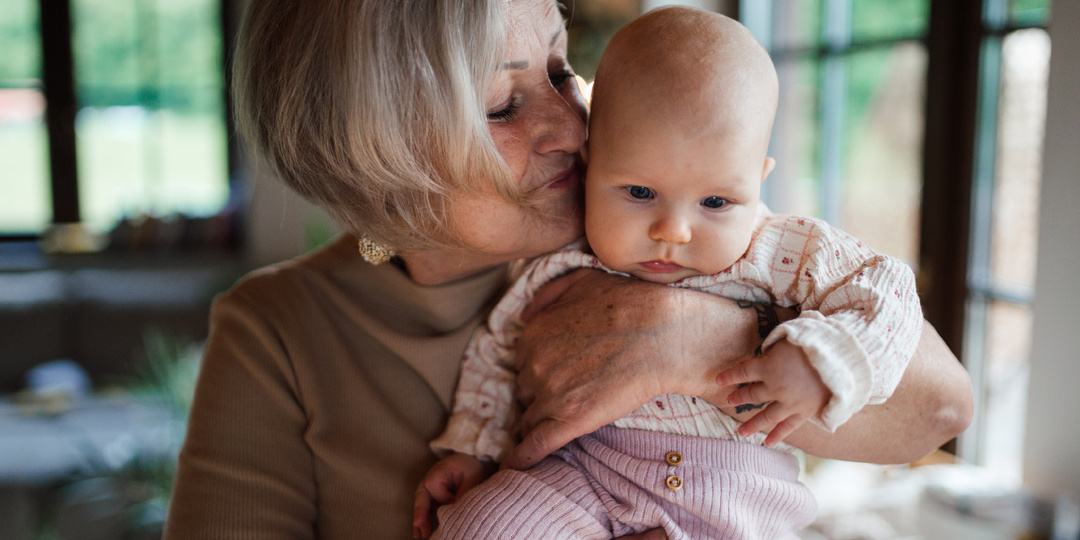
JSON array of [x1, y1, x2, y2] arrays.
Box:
[[649, 213, 692, 244], [533, 86, 587, 156]]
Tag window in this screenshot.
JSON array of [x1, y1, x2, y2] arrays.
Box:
[[566, 1, 1050, 478], [0, 0, 233, 240], [740, 0, 1049, 481], [0, 0, 50, 234], [741, 0, 930, 264], [957, 0, 1049, 482]]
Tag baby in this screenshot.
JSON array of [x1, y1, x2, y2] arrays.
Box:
[[415, 6, 922, 540]]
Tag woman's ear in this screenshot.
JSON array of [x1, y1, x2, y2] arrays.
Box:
[[761, 157, 776, 182]]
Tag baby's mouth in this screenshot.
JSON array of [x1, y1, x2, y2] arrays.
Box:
[[639, 260, 683, 273]]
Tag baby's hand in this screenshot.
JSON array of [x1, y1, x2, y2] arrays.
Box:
[[413, 453, 495, 538], [715, 340, 831, 447]]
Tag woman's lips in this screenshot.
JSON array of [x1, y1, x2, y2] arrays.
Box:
[[547, 163, 581, 190], [639, 260, 683, 273]]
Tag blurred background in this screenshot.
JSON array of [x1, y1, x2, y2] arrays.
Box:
[[0, 0, 1077, 538]]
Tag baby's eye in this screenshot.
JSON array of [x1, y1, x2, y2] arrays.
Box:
[[701, 196, 727, 209], [626, 186, 654, 199]]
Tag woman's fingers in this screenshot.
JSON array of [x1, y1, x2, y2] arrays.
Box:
[[502, 418, 576, 470], [513, 375, 536, 409]]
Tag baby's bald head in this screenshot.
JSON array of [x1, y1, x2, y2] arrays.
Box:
[[582, 8, 780, 285], [589, 6, 778, 148]]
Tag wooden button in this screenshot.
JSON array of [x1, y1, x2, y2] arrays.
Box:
[[665, 475, 683, 491], [665, 451, 683, 466]]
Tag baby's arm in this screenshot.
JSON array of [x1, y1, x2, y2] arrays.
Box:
[[429, 248, 600, 462], [413, 453, 497, 538], [418, 248, 600, 532], [716, 215, 922, 442], [415, 269, 533, 535], [415, 320, 517, 537]]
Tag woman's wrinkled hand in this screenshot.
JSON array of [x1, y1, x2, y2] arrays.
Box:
[[503, 270, 669, 469], [503, 269, 759, 470]]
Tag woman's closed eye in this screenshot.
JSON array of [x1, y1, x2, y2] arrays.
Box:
[[626, 186, 654, 199], [549, 68, 575, 90], [487, 98, 520, 123], [701, 196, 727, 209]]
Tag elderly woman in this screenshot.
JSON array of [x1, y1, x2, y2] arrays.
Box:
[[163, 0, 972, 538]]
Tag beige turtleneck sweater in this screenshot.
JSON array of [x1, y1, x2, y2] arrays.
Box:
[[164, 235, 510, 539]]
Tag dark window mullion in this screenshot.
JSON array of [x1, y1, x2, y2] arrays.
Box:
[[919, 0, 985, 357], [39, 0, 79, 225]]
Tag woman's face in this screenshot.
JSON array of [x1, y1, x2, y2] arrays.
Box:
[[449, 0, 588, 266]]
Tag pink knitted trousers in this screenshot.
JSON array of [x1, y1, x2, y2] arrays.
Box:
[[432, 426, 817, 540]]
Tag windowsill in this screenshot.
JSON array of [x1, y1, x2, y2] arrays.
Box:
[[0, 241, 252, 393], [0, 240, 248, 273], [798, 453, 1066, 539]]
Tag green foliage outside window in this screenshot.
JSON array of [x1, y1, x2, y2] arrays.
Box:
[[73, 0, 223, 113], [71, 0, 228, 233], [0, 0, 41, 82]]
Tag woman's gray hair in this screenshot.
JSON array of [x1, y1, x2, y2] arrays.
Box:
[[234, 0, 517, 250]]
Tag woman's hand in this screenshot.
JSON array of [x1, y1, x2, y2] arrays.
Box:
[[504, 269, 763, 469]]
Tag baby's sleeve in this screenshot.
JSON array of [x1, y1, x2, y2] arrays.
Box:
[[429, 319, 521, 462], [760, 217, 923, 431], [430, 243, 602, 462]]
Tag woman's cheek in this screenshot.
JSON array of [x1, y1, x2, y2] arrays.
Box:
[[489, 125, 530, 182]]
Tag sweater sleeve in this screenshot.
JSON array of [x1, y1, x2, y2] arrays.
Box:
[[430, 245, 603, 462], [163, 287, 317, 540], [758, 216, 923, 431]]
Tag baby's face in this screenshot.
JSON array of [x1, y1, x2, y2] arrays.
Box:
[[584, 113, 771, 284]]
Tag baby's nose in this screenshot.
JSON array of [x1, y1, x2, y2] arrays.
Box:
[[649, 214, 692, 244]]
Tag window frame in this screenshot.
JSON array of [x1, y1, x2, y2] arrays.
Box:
[[930, 0, 1047, 463], [2, 0, 242, 243], [740, 0, 1049, 459]]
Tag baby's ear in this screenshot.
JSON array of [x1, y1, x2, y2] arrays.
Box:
[[761, 157, 776, 183]]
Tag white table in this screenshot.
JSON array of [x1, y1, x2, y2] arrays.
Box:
[[0, 395, 178, 540]]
